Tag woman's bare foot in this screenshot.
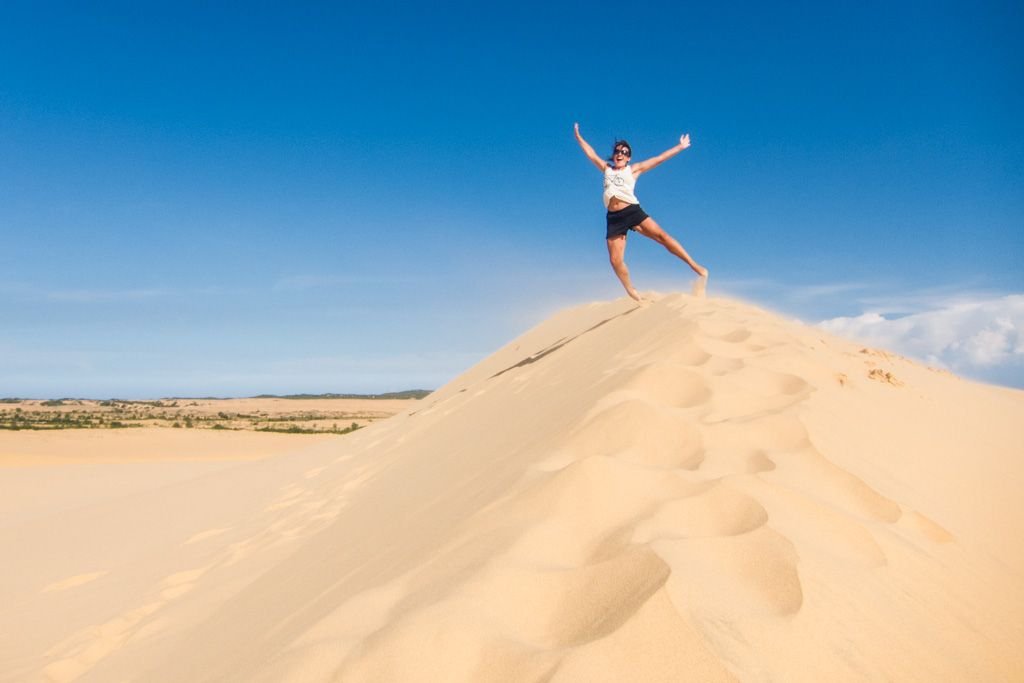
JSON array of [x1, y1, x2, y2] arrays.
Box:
[[692, 274, 707, 298], [626, 286, 643, 302], [693, 264, 708, 277]]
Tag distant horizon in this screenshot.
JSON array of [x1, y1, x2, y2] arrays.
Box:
[[0, 390, 433, 402], [4, 287, 1023, 397]]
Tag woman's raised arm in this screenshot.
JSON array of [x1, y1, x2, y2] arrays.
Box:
[[632, 133, 691, 175], [574, 123, 608, 171]]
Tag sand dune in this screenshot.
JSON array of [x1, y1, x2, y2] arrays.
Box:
[[2, 293, 1023, 682]]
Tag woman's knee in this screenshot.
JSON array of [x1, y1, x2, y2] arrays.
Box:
[[606, 238, 625, 264], [608, 247, 627, 268]]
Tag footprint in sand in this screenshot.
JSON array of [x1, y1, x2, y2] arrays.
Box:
[[704, 356, 744, 376], [606, 361, 713, 410], [264, 484, 312, 512], [703, 412, 813, 453], [741, 477, 889, 568], [699, 366, 811, 422], [654, 525, 804, 618], [690, 446, 778, 479], [697, 320, 753, 343], [899, 509, 955, 543], [160, 567, 209, 600], [508, 455, 705, 567], [706, 412, 902, 525], [719, 328, 753, 343], [183, 527, 233, 545], [568, 399, 705, 470], [44, 599, 164, 683], [43, 565, 213, 682], [632, 483, 769, 542], [747, 451, 777, 473], [743, 368, 810, 397], [334, 548, 672, 681], [466, 546, 672, 649], [43, 571, 109, 593], [664, 344, 712, 367], [767, 445, 902, 524]]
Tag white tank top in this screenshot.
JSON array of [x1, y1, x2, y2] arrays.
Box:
[[603, 165, 639, 208]]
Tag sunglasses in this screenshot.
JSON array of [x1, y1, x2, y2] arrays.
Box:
[[613, 148, 631, 156]]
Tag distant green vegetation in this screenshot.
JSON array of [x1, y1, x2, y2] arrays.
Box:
[[0, 399, 401, 433], [0, 412, 143, 430], [252, 390, 431, 400], [100, 399, 180, 408], [257, 422, 362, 435]]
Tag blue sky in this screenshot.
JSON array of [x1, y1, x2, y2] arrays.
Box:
[[1, 1, 1022, 397]]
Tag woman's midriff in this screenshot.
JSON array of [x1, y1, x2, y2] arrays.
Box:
[[607, 197, 632, 212]]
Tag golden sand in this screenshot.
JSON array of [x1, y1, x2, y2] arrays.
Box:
[[2, 293, 1021, 681]]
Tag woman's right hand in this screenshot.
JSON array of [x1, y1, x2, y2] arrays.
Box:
[[574, 123, 606, 170]]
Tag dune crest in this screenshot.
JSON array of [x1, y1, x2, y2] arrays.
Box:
[[2, 293, 1023, 682]]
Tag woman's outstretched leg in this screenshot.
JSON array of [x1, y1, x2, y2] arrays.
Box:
[[606, 235, 642, 302], [635, 217, 708, 277]]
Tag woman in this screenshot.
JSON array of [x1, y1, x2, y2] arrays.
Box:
[[574, 123, 707, 302]]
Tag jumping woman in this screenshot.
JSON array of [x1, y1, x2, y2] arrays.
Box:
[[574, 123, 707, 302]]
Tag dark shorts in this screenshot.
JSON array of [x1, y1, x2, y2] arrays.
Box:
[[606, 204, 649, 239]]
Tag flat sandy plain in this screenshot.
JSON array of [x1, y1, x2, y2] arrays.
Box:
[[0, 397, 421, 466]]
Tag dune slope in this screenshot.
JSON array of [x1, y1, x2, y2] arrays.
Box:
[[3, 293, 1023, 682]]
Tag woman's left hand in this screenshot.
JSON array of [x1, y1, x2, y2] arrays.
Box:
[[679, 133, 691, 150]]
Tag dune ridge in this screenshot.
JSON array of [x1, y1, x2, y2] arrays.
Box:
[[2, 293, 1022, 682]]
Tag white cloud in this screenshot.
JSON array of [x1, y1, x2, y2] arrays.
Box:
[[818, 295, 1024, 383]]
